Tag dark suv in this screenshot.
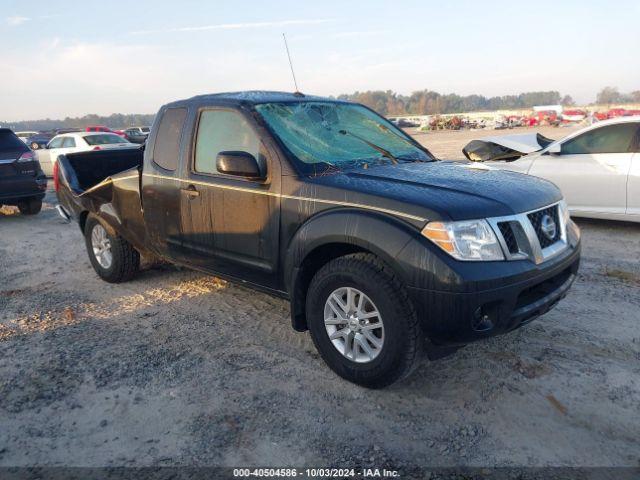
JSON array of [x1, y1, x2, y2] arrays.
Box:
[[0, 129, 47, 214]]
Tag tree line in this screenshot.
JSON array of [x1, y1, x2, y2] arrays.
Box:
[[3, 87, 639, 131], [338, 87, 640, 116], [3, 113, 156, 133]]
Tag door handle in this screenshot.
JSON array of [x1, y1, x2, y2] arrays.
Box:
[[181, 185, 200, 198]]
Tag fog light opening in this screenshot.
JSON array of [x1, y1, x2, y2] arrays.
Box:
[[472, 305, 496, 332]]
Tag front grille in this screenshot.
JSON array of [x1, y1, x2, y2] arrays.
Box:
[[489, 202, 568, 264], [497, 222, 519, 254], [527, 205, 560, 249]]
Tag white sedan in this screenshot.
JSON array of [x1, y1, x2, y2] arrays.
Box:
[[36, 132, 136, 176], [462, 117, 640, 222]]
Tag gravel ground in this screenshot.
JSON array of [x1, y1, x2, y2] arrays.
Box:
[[0, 128, 639, 471]]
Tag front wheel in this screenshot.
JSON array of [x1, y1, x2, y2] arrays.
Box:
[[306, 253, 423, 388], [30, 142, 40, 150], [84, 216, 140, 283]]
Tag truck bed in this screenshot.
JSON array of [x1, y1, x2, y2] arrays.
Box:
[[62, 148, 142, 194], [56, 148, 149, 253]]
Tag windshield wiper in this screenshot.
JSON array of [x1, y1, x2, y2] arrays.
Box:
[[338, 129, 398, 165], [377, 124, 434, 162]]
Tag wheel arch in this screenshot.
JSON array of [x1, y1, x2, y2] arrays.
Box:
[[284, 209, 421, 331], [82, 211, 119, 238], [78, 210, 90, 234]]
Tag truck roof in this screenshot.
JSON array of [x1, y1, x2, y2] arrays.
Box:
[[164, 90, 350, 109]]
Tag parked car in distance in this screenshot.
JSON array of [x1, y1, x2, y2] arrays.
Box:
[[123, 127, 149, 144], [86, 125, 111, 133], [15, 131, 39, 144], [125, 126, 150, 135], [55, 91, 581, 388], [26, 131, 56, 150], [0, 128, 47, 214], [36, 132, 135, 176], [86, 125, 127, 138], [26, 128, 82, 150], [391, 118, 419, 128], [462, 116, 640, 222]]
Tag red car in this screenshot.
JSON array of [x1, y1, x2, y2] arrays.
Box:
[[86, 125, 111, 133], [86, 125, 126, 137]]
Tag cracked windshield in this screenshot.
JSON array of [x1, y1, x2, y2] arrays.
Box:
[[256, 102, 433, 172]]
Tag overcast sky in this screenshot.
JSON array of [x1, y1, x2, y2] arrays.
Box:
[[1, 0, 639, 120]]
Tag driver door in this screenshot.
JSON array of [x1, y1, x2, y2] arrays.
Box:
[[180, 107, 281, 288], [528, 123, 637, 215]]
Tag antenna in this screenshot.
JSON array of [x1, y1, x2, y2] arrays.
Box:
[[282, 33, 303, 95]]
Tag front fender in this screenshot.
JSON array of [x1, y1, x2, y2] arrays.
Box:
[[283, 209, 433, 331], [284, 208, 423, 291]]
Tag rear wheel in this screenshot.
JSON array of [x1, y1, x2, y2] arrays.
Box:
[[84, 216, 140, 283], [17, 198, 42, 215], [306, 253, 423, 388], [30, 142, 40, 150]]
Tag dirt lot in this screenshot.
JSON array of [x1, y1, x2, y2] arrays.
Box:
[[1, 128, 639, 470]]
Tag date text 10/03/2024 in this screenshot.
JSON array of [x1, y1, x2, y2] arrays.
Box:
[[233, 468, 400, 478]]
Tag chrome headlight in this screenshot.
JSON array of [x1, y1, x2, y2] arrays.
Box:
[[422, 219, 504, 261]]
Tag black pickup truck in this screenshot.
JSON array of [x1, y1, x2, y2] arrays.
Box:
[[55, 91, 581, 387]]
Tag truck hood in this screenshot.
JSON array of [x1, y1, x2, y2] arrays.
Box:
[[462, 133, 554, 162], [310, 161, 562, 222]]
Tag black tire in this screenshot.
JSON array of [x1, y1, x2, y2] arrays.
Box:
[[17, 198, 42, 215], [84, 215, 140, 283], [306, 253, 423, 388], [30, 142, 39, 150]]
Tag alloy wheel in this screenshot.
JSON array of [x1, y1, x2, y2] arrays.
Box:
[[324, 287, 384, 363], [91, 224, 113, 269]]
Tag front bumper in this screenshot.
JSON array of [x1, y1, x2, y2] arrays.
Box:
[[402, 239, 581, 345]]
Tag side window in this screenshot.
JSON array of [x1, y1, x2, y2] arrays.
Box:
[[48, 137, 64, 149], [194, 109, 261, 175], [633, 125, 640, 153], [561, 123, 638, 155], [62, 137, 76, 148], [153, 107, 187, 171]]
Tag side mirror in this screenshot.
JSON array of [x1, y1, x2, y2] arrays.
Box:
[[546, 143, 561, 155], [216, 151, 264, 179]]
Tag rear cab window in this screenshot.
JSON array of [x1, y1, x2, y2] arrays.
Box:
[[153, 108, 187, 171]]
